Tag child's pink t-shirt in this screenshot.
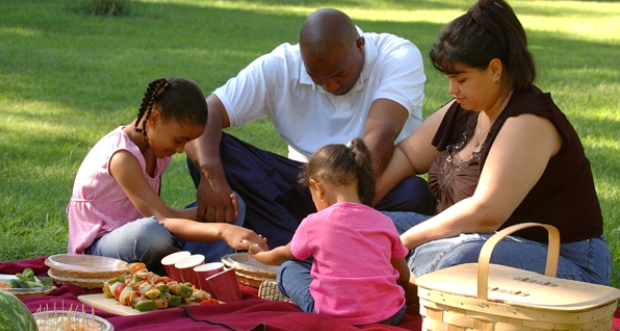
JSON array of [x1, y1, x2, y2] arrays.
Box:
[[289, 202, 409, 325], [66, 127, 171, 254]]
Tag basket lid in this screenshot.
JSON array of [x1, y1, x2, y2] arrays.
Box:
[[221, 253, 278, 278], [45, 254, 128, 279], [416, 263, 620, 312]]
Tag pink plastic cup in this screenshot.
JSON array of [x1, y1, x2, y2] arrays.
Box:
[[194, 262, 225, 297], [175, 254, 205, 287], [206, 268, 242, 302], [160, 251, 191, 282]]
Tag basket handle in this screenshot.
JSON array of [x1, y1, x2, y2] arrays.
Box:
[[477, 222, 560, 301]]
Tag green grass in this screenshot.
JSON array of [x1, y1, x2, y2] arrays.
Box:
[[1, 0, 618, 288]]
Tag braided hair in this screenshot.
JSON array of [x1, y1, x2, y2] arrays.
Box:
[[134, 78, 208, 139], [299, 138, 375, 206]]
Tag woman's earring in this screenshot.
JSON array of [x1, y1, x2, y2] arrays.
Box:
[[320, 196, 324, 201]]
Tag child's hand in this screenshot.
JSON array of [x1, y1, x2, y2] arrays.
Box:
[[243, 234, 268, 253], [221, 225, 267, 251], [248, 243, 272, 265], [247, 242, 294, 266], [247, 242, 267, 256]]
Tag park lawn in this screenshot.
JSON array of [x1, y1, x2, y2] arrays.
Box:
[[0, 0, 618, 287]]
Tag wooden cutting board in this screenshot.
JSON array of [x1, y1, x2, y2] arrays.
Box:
[[77, 294, 199, 316]]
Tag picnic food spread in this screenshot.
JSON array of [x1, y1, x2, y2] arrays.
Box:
[[102, 262, 215, 312]]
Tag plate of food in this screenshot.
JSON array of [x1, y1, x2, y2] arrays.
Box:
[[33, 309, 114, 331], [0, 268, 55, 299], [78, 262, 218, 316]]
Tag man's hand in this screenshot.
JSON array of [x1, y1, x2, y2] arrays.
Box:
[[196, 170, 237, 223], [185, 94, 236, 223]]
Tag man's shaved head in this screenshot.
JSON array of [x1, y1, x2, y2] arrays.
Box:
[[300, 8, 360, 60]]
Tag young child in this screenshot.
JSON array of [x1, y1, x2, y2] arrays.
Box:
[[248, 138, 412, 326], [67, 78, 267, 275]]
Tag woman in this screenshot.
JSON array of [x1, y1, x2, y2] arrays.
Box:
[[378, 0, 611, 285]]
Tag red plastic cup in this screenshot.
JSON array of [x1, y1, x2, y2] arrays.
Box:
[[160, 251, 191, 282], [206, 268, 242, 302], [175, 254, 205, 287], [194, 262, 225, 297]]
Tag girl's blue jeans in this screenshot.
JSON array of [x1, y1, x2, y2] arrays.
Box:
[[88, 194, 246, 276], [277, 259, 407, 326], [382, 211, 612, 286]]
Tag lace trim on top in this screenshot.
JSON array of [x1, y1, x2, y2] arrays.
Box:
[[437, 113, 485, 188]]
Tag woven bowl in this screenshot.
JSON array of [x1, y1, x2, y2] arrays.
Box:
[[45, 254, 127, 280], [221, 253, 278, 288]]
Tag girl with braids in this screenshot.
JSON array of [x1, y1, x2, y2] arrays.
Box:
[[67, 78, 266, 274], [379, 0, 610, 286], [247, 138, 413, 326]]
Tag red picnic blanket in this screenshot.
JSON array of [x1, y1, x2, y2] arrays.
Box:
[[0, 256, 422, 331]]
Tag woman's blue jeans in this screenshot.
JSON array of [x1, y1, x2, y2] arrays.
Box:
[[383, 211, 612, 286], [88, 194, 246, 276]]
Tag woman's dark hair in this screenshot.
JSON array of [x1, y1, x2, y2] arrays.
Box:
[[429, 0, 536, 92], [134, 78, 208, 138], [299, 138, 375, 206]]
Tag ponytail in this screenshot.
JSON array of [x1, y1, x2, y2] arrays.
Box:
[[300, 138, 376, 207], [348, 138, 375, 206]]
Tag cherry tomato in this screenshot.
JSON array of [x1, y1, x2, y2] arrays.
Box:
[[113, 283, 126, 300], [200, 298, 219, 305], [150, 276, 163, 284]]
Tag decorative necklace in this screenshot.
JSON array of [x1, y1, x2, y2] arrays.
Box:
[[472, 90, 513, 149], [473, 115, 488, 149]]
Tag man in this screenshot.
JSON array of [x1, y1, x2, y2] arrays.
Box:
[[185, 8, 436, 248]]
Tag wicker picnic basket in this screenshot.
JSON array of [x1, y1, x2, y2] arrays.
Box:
[[221, 252, 278, 288], [415, 223, 620, 331]]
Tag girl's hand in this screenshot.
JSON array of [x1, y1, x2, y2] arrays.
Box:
[[247, 242, 294, 266], [221, 225, 268, 251], [244, 234, 268, 253], [249, 247, 272, 265], [247, 242, 267, 256]]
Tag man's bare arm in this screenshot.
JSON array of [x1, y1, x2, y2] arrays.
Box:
[[184, 95, 237, 223], [363, 98, 409, 176]]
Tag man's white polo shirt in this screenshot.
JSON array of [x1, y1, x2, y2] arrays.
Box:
[[213, 29, 425, 162]]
